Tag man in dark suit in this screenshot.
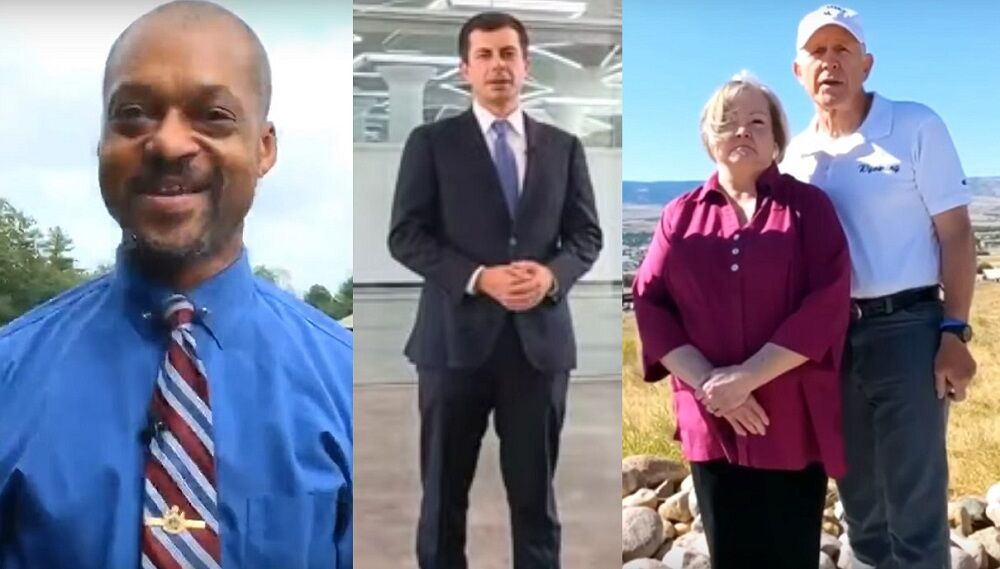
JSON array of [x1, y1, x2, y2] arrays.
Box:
[[387, 11, 603, 569]]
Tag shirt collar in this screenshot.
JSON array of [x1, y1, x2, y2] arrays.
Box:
[[796, 91, 892, 155], [472, 98, 525, 140], [858, 92, 892, 140], [111, 247, 255, 349], [696, 162, 781, 203]]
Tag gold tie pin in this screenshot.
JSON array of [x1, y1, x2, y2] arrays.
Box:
[[145, 505, 207, 534]]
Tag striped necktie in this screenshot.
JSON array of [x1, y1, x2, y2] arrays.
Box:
[[141, 294, 221, 569], [491, 119, 520, 217]]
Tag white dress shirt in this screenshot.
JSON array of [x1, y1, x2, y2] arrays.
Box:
[[472, 98, 528, 192], [466, 100, 530, 295]]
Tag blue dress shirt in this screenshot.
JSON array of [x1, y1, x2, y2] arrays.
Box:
[[0, 250, 353, 569]]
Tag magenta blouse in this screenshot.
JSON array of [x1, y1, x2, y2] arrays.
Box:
[[632, 164, 850, 477]]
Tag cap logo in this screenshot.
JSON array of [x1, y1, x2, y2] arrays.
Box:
[[821, 5, 847, 16]]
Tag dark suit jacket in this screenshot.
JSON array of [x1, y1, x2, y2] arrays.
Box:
[[387, 108, 603, 372]]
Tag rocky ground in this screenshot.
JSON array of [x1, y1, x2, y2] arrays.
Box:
[[622, 454, 1000, 569]]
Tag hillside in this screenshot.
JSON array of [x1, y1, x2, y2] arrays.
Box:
[[622, 180, 700, 205]]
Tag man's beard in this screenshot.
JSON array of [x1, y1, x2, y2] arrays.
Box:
[[118, 166, 229, 285], [120, 207, 228, 286]]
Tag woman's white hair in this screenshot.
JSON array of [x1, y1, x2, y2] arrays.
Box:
[[699, 70, 791, 163]]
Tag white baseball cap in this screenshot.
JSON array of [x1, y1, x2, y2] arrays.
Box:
[[796, 4, 865, 49]]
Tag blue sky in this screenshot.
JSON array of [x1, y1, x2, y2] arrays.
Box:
[[0, 2, 352, 292], [624, 1, 1000, 181]]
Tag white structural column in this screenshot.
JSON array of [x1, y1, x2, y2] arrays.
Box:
[[377, 65, 436, 143], [353, 98, 377, 142]]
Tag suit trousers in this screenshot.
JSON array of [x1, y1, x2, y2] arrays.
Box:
[[415, 317, 570, 569], [691, 460, 827, 569], [838, 300, 949, 569]]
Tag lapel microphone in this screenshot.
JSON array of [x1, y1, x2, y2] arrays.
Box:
[[141, 410, 166, 444]]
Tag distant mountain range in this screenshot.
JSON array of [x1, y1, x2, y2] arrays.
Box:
[[622, 181, 700, 205], [623, 176, 1000, 205], [969, 177, 1000, 197]]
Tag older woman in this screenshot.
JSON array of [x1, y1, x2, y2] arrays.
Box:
[[632, 75, 851, 568]]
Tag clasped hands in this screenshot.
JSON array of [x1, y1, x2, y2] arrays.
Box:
[[475, 261, 554, 312], [694, 365, 770, 437]]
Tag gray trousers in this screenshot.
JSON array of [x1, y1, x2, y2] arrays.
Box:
[[838, 300, 950, 569]]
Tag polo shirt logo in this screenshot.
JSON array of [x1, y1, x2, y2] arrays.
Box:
[[859, 164, 900, 174]]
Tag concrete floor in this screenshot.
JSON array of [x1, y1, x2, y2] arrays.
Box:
[[354, 379, 622, 568]]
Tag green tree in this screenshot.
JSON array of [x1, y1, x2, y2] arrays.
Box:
[[304, 284, 334, 307], [90, 262, 115, 278], [304, 278, 352, 320], [42, 227, 75, 271], [331, 277, 353, 319], [0, 198, 86, 324], [253, 264, 293, 290], [253, 264, 280, 284]]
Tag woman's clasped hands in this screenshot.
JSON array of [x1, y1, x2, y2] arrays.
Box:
[[696, 366, 770, 437]]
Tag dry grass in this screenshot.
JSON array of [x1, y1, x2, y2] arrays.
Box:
[[622, 283, 1000, 497], [947, 282, 1000, 496], [621, 316, 683, 462]]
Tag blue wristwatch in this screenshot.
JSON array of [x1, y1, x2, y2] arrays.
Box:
[[940, 318, 973, 343]]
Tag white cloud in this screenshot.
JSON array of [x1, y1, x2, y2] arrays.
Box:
[[0, 1, 352, 293]]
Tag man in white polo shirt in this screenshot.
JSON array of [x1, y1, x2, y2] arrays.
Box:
[[781, 5, 977, 568]]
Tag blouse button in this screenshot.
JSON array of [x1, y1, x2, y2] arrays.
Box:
[[731, 264, 740, 272], [732, 248, 740, 255], [733, 234, 741, 241]]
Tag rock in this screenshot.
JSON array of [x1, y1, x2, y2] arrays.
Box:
[[951, 546, 979, 569], [820, 531, 841, 561], [819, 551, 837, 569], [986, 482, 1000, 506], [653, 539, 674, 560], [661, 547, 711, 569], [691, 514, 703, 534], [688, 487, 700, 519], [623, 455, 689, 489], [837, 534, 855, 569], [953, 501, 975, 537], [623, 506, 665, 562], [624, 469, 642, 497], [624, 488, 660, 509], [654, 479, 675, 500], [968, 527, 1000, 568], [659, 490, 693, 523], [674, 522, 691, 536], [624, 560, 669, 569], [680, 474, 694, 493], [823, 510, 840, 532], [826, 481, 840, 508], [958, 496, 992, 531], [825, 506, 836, 520], [951, 530, 987, 569], [835, 500, 845, 521], [662, 521, 677, 541], [988, 503, 1000, 528], [673, 531, 710, 557]]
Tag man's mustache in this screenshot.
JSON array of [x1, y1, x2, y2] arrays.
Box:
[[124, 162, 221, 197]]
